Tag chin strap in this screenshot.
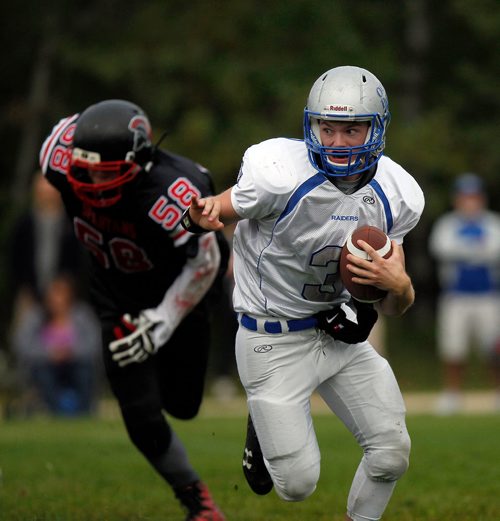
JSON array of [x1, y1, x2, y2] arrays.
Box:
[[143, 130, 169, 172], [152, 130, 169, 153]]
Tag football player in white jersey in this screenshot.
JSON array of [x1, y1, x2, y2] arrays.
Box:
[[182, 66, 424, 521], [429, 173, 500, 414]]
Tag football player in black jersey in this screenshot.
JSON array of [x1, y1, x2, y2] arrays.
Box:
[[40, 99, 228, 521]]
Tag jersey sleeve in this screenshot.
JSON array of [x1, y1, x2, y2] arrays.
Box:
[[231, 139, 298, 220], [39, 114, 79, 189], [147, 154, 218, 248], [142, 232, 222, 347], [386, 168, 425, 244]]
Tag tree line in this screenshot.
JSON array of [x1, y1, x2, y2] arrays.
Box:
[[0, 0, 498, 332]]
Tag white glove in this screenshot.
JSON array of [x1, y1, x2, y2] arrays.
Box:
[[109, 313, 163, 368], [140, 308, 174, 347]]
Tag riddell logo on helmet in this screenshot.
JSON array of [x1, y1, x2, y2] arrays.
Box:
[[323, 105, 353, 112]]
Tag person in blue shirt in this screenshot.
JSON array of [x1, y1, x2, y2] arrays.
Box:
[[429, 173, 500, 414]]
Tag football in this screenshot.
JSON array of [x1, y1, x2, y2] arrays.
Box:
[[339, 225, 392, 303]]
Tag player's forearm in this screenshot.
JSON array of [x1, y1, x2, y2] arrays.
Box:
[[142, 233, 221, 341], [376, 274, 415, 316], [214, 187, 240, 224]]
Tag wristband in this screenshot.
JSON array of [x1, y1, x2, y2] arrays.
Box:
[[180, 207, 208, 234]]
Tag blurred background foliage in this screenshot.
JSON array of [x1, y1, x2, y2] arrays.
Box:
[[1, 0, 499, 388]]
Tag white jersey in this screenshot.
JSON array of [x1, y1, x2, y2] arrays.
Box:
[[231, 138, 424, 318], [429, 210, 500, 294]]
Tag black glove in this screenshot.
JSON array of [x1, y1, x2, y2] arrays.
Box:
[[316, 301, 378, 344]]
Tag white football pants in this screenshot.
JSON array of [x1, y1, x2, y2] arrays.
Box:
[[437, 293, 500, 362], [236, 325, 410, 521]]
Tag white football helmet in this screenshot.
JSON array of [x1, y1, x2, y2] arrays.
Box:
[[304, 66, 390, 178]]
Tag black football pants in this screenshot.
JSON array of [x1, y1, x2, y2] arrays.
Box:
[[101, 304, 210, 463]]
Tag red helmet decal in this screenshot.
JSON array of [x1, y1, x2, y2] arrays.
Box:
[[128, 115, 152, 153]]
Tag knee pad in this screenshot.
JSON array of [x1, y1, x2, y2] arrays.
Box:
[[249, 398, 311, 459], [273, 456, 318, 502], [364, 432, 411, 482], [120, 398, 172, 460]]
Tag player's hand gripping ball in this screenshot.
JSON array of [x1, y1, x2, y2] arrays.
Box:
[[340, 225, 392, 303]]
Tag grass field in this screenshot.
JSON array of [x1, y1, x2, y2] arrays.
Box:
[[0, 411, 499, 521]]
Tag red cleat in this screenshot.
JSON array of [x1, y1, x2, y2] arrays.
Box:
[[175, 481, 226, 521]]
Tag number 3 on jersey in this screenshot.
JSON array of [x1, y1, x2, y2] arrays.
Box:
[[302, 245, 343, 302]]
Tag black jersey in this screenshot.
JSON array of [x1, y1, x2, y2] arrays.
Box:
[[40, 115, 216, 319]]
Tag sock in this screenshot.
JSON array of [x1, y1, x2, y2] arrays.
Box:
[[347, 461, 397, 521], [151, 429, 200, 489]]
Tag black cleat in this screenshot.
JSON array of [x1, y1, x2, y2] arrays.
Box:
[[242, 414, 273, 495]]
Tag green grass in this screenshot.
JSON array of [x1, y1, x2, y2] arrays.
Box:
[[0, 413, 499, 520], [383, 316, 493, 392]]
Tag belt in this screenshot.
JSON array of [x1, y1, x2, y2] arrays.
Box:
[[239, 313, 318, 334]]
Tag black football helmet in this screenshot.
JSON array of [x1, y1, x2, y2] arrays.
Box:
[[67, 99, 153, 207]]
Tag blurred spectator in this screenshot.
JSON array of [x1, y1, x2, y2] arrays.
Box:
[[8, 171, 86, 328], [12, 274, 101, 416], [429, 173, 500, 414]]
